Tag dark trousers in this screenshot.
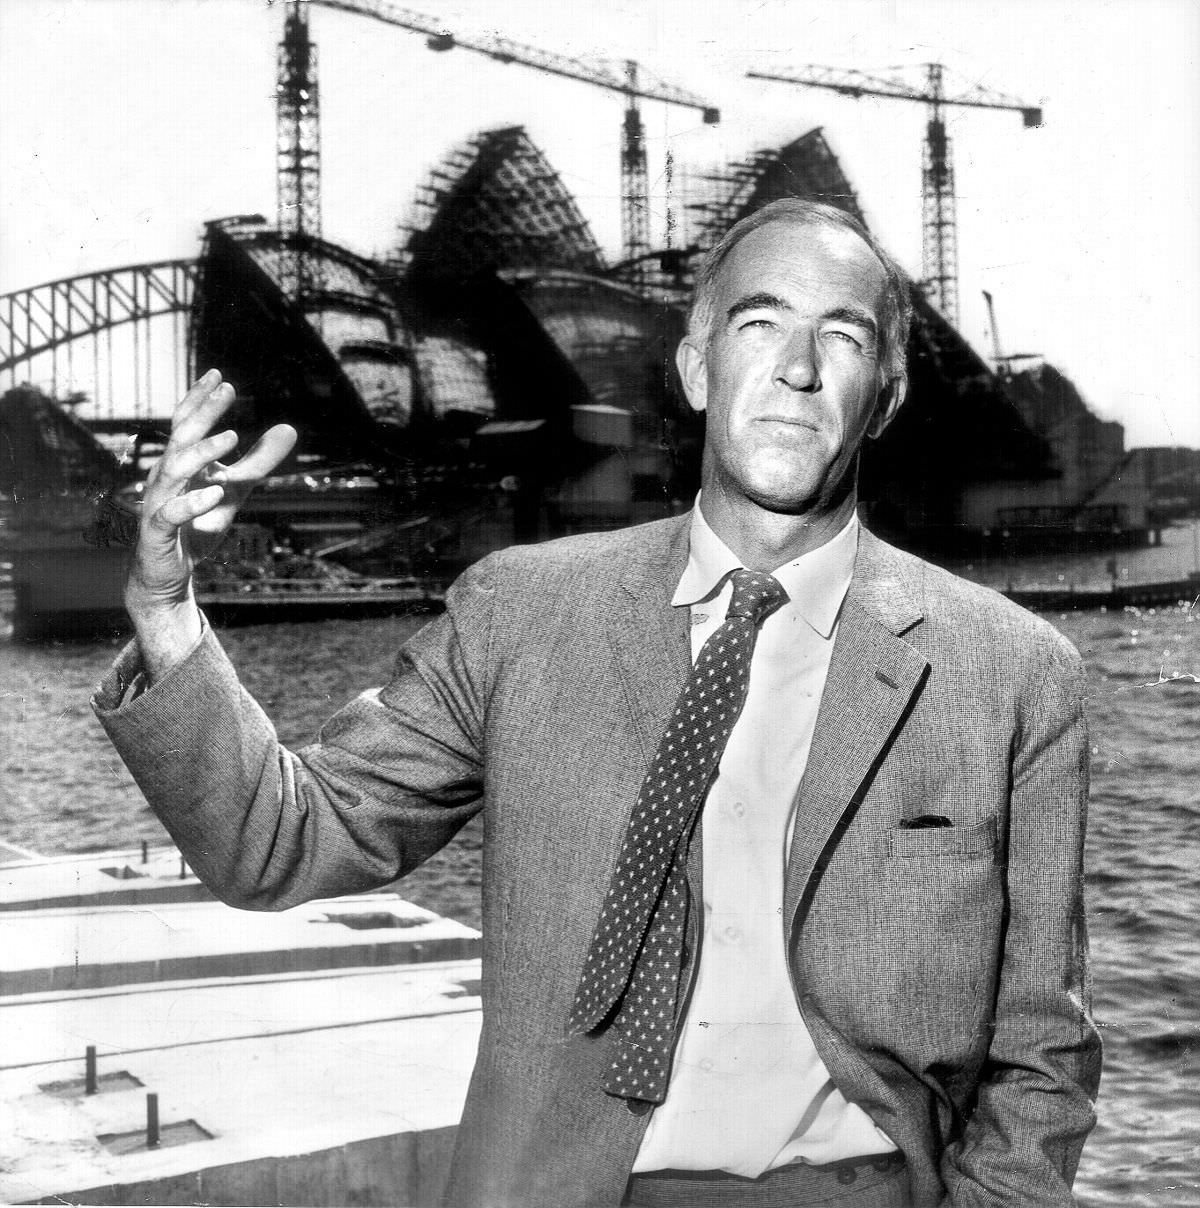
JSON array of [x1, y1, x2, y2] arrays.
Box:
[[624, 1152, 909, 1207]]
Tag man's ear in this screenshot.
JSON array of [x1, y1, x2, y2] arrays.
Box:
[[675, 337, 707, 414], [868, 374, 907, 440]]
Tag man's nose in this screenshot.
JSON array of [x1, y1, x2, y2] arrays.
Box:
[[773, 328, 820, 392]]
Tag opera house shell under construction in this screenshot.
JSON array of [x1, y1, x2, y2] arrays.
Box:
[[190, 124, 1120, 570]]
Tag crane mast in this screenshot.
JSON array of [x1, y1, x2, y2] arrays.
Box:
[[288, 0, 718, 284], [748, 63, 1042, 326], [276, 0, 322, 302], [922, 64, 957, 324], [620, 63, 651, 280]]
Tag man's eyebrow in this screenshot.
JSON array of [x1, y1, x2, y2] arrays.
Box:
[[823, 306, 878, 339], [725, 292, 792, 323], [724, 295, 879, 342]]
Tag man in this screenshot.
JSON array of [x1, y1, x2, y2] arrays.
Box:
[[94, 199, 1101, 1207]]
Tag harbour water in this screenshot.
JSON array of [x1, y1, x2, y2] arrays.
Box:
[[3, 527, 1199, 1206]]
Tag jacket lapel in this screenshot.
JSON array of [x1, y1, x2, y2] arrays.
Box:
[[783, 530, 930, 930], [601, 519, 932, 945], [605, 515, 694, 766]]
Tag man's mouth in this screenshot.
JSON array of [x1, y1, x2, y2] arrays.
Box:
[[756, 415, 817, 430]]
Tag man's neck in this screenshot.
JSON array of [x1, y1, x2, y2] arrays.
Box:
[[697, 489, 858, 572]]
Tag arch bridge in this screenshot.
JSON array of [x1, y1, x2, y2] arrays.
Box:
[[0, 260, 197, 424]]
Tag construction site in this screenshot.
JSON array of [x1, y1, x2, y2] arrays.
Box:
[[0, 0, 1154, 631], [1, 7, 1193, 1206]]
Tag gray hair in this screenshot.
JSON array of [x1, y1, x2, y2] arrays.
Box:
[[687, 198, 913, 385]]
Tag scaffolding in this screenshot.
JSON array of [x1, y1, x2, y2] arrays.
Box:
[[687, 128, 867, 251], [401, 127, 606, 281], [276, 1, 323, 302]]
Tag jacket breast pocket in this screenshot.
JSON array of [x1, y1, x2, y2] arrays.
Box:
[[885, 815, 999, 860]]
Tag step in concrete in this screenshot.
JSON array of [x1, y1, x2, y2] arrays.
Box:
[[21, 1125, 460, 1206], [1, 894, 481, 995], [0, 846, 213, 913], [1, 960, 482, 1069]]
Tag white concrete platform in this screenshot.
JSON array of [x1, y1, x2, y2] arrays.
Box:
[[0, 845, 485, 1203], [1, 961, 481, 1069], [0, 960, 482, 1206], [1, 893, 481, 995], [0, 845, 214, 913]]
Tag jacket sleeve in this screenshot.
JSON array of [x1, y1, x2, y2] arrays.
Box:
[[940, 633, 1102, 1205], [90, 554, 498, 910]]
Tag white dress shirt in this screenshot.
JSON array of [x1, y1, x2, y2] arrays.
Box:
[[632, 503, 896, 1175]]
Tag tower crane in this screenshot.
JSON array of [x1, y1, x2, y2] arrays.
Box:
[[982, 289, 1040, 378], [276, 0, 719, 286], [747, 64, 1042, 326], [276, 2, 322, 301]]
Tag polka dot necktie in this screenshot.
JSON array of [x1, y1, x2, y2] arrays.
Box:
[[568, 568, 789, 1104]]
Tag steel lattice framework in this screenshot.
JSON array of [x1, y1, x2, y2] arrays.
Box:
[[921, 65, 959, 329], [688, 127, 867, 250], [308, 0, 718, 275], [402, 126, 605, 281], [0, 260, 197, 377], [747, 64, 1042, 326], [277, 1, 323, 302], [620, 61, 651, 281]]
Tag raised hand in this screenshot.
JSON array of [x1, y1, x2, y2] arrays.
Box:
[[126, 370, 297, 680]]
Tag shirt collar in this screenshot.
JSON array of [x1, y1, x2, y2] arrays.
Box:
[[672, 497, 859, 639]]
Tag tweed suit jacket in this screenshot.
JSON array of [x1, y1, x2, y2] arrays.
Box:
[[94, 514, 1101, 1208]]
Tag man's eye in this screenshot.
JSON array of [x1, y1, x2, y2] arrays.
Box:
[[738, 318, 774, 331], [826, 330, 860, 346]]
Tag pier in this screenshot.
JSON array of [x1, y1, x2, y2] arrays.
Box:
[[0, 846, 480, 1206]]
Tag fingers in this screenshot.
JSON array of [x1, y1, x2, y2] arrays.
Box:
[[131, 482, 226, 610], [151, 428, 239, 494], [215, 424, 299, 485], [142, 484, 225, 544], [170, 370, 237, 449], [143, 372, 297, 557], [162, 372, 296, 491], [129, 371, 271, 609], [184, 425, 298, 550], [172, 368, 222, 427]]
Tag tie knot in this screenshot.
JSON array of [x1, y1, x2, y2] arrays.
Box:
[[727, 569, 788, 626]]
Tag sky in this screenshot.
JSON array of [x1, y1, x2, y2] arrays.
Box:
[[1, 0, 1198, 448]]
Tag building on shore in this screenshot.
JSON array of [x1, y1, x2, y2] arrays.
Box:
[[951, 361, 1153, 553], [23, 123, 1150, 588], [1124, 445, 1200, 525], [0, 385, 132, 631]]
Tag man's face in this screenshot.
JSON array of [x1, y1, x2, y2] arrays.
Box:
[[677, 219, 905, 517]]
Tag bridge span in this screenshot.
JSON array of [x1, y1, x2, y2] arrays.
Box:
[[0, 260, 196, 424]]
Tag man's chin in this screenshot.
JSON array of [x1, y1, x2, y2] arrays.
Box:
[[735, 461, 856, 517], [704, 451, 853, 518], [745, 492, 820, 517], [739, 480, 823, 516]]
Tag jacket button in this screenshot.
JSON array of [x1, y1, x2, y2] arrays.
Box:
[[625, 1098, 653, 1116]]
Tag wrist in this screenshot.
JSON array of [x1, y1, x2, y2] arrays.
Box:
[[126, 591, 204, 684]]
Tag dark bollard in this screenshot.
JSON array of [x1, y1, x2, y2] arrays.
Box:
[[141, 840, 149, 865], [85, 1045, 97, 1095], [179, 853, 186, 880], [147, 1093, 160, 1148]]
